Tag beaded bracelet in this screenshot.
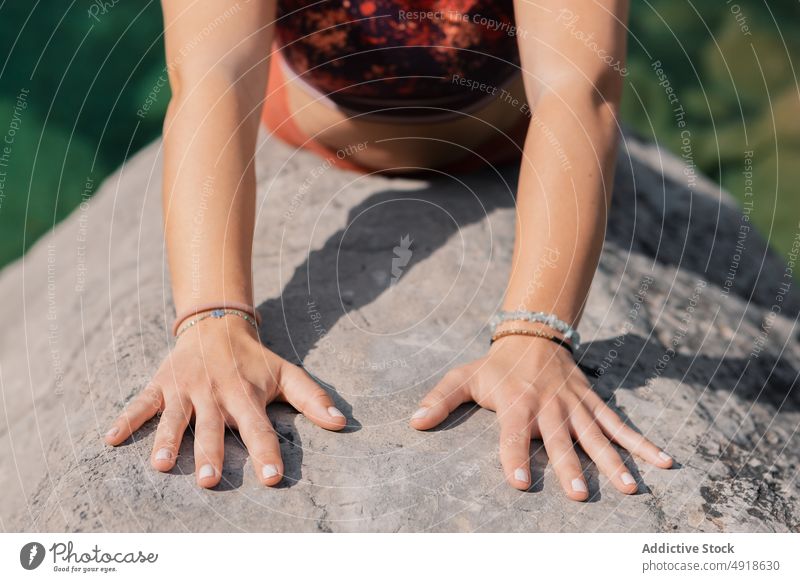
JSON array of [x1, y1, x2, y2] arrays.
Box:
[[175, 308, 259, 339], [489, 310, 581, 350], [490, 328, 574, 356], [172, 302, 261, 337]]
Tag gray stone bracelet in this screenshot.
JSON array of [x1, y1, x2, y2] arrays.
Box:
[[489, 310, 581, 350]]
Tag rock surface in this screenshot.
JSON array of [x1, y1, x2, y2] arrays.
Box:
[[1, 130, 798, 532]]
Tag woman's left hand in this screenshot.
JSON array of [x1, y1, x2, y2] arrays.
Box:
[[410, 335, 673, 500]]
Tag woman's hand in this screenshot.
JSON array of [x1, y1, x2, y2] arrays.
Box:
[[103, 316, 346, 488], [410, 335, 673, 500]]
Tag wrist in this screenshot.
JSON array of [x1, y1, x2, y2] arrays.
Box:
[[489, 330, 574, 359], [176, 312, 259, 342], [172, 302, 261, 336], [493, 319, 567, 340], [490, 308, 581, 351]]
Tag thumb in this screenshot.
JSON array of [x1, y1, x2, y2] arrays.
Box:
[[410, 369, 471, 430]]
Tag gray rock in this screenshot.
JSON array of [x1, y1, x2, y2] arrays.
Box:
[[1, 130, 798, 532]]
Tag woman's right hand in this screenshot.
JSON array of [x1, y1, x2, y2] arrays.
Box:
[[103, 315, 346, 488]]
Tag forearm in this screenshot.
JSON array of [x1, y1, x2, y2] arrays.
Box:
[[503, 91, 619, 327], [159, 0, 275, 314], [162, 80, 263, 312]]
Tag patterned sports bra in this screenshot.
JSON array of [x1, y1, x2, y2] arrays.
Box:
[[275, 0, 521, 119]]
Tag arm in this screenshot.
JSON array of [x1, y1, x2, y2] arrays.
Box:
[[412, 0, 673, 498], [503, 0, 625, 324], [103, 0, 346, 488], [162, 0, 272, 311]]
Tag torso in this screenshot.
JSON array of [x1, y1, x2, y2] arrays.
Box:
[[269, 0, 529, 171]]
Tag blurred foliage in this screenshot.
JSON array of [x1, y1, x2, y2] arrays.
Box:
[[0, 1, 798, 270], [623, 0, 800, 264]]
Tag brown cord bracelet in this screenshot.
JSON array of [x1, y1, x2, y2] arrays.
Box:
[[490, 328, 575, 356]]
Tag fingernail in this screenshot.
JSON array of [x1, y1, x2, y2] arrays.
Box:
[[327, 406, 345, 419], [621, 472, 635, 485], [198, 464, 216, 480], [262, 464, 279, 480], [513, 468, 529, 484], [155, 448, 172, 461], [658, 451, 672, 463], [571, 478, 588, 493], [105, 427, 119, 439], [411, 407, 429, 420]]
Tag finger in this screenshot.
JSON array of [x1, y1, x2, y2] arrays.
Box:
[[226, 397, 284, 486], [570, 405, 638, 494], [497, 406, 534, 490], [410, 370, 471, 431], [192, 397, 226, 488], [538, 408, 588, 501], [278, 364, 346, 431], [104, 384, 163, 445], [591, 401, 673, 469], [150, 394, 191, 472]]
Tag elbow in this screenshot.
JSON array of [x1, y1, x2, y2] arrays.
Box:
[[166, 63, 258, 104], [165, 50, 269, 109], [528, 67, 623, 119], [528, 74, 622, 142], [163, 61, 268, 138], [162, 63, 268, 149]]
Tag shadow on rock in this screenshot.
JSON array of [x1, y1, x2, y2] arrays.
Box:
[[579, 333, 799, 413], [257, 164, 519, 364]]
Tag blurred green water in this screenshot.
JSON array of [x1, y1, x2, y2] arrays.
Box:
[[0, 1, 798, 270]]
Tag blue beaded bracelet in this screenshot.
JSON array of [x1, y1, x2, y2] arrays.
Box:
[[175, 308, 259, 339], [489, 310, 581, 350]]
